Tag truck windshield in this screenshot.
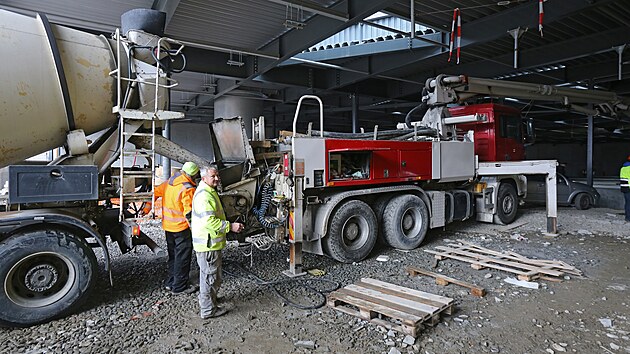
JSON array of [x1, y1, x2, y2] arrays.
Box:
[[499, 114, 522, 141]]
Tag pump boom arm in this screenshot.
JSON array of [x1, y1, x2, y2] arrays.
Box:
[[416, 74, 629, 136]]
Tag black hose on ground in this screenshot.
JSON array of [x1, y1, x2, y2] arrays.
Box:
[[222, 260, 340, 310]]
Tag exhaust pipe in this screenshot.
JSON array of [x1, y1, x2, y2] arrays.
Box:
[[137, 231, 166, 257]]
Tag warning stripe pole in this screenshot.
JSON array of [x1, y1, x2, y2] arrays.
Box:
[[538, 0, 544, 37], [448, 8, 457, 62], [456, 9, 462, 64], [448, 8, 461, 63]]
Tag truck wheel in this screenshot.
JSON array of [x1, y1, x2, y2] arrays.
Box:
[[574, 193, 592, 210], [382, 195, 429, 250], [324, 200, 377, 263], [495, 183, 518, 225], [372, 194, 393, 243], [0, 228, 97, 327]]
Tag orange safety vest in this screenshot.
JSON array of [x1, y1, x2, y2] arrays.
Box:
[[154, 171, 197, 232]]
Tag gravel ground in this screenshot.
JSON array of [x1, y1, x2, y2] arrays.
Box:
[[1, 206, 629, 354]]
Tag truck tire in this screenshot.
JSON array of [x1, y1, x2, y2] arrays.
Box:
[[324, 200, 377, 263], [0, 228, 97, 327], [495, 183, 518, 225], [372, 194, 393, 244], [382, 195, 429, 250], [573, 193, 592, 210]]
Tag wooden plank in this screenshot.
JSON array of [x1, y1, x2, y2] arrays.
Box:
[[328, 295, 420, 337], [456, 241, 554, 265], [356, 281, 450, 309], [328, 279, 453, 338], [425, 250, 531, 276], [538, 275, 564, 283], [431, 246, 565, 277], [328, 298, 416, 337], [340, 286, 438, 318], [406, 266, 486, 298], [457, 240, 581, 274], [249, 140, 271, 148], [328, 291, 423, 325], [360, 278, 453, 305]]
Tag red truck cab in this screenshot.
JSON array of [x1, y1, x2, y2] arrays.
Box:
[[450, 103, 526, 162]]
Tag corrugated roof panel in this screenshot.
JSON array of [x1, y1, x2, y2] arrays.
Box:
[[166, 0, 339, 52], [0, 0, 153, 32]]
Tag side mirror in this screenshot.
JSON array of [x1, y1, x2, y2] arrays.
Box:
[[522, 117, 535, 145]]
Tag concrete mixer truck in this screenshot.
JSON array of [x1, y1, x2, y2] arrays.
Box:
[[0, 8, 209, 327]]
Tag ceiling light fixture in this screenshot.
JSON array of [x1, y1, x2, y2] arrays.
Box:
[[284, 3, 305, 29], [227, 51, 244, 67]]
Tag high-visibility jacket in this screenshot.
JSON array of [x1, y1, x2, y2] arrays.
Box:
[[154, 171, 196, 232], [191, 181, 229, 252], [621, 162, 630, 193]]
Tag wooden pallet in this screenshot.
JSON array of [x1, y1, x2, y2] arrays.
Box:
[[424, 240, 582, 281], [327, 278, 454, 337]]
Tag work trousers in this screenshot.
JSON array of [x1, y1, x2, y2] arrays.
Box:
[[196, 250, 223, 317], [624, 192, 630, 222], [165, 229, 193, 293]]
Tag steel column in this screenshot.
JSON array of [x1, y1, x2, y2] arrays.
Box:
[[351, 93, 359, 133], [162, 120, 171, 180]]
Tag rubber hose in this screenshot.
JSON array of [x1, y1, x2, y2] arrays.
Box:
[[405, 101, 428, 129], [252, 181, 281, 228], [223, 260, 340, 310]]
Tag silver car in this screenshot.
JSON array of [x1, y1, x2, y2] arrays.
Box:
[[525, 173, 600, 210]]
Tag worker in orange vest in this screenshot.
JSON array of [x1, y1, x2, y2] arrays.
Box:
[[154, 161, 200, 294]]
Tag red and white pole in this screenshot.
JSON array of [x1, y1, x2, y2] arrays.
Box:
[[456, 9, 462, 64], [448, 8, 457, 62], [538, 0, 544, 37], [448, 8, 461, 64]]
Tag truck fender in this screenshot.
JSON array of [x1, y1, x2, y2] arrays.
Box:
[[311, 185, 430, 242], [0, 209, 111, 274]]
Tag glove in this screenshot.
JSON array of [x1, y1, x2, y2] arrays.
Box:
[[307, 268, 326, 276]]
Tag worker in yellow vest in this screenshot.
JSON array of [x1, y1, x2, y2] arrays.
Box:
[[191, 166, 244, 319], [620, 155, 630, 222], [154, 161, 200, 294]]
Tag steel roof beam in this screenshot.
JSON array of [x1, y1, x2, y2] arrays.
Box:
[[257, 0, 596, 98], [185, 0, 400, 112], [266, 0, 348, 22], [399, 27, 630, 95]]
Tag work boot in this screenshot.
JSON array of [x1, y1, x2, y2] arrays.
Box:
[[201, 307, 228, 320], [171, 284, 198, 295]]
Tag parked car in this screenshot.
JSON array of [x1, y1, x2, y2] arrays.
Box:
[[525, 173, 600, 210]]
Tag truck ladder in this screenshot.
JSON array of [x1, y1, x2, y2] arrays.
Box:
[[110, 29, 184, 222]]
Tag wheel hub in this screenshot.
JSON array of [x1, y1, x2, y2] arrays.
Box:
[[503, 197, 514, 213], [24, 264, 59, 292], [6, 252, 76, 308], [402, 214, 414, 230], [344, 223, 359, 241]]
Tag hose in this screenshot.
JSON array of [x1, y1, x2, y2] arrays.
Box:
[[405, 87, 430, 129], [405, 101, 429, 129], [151, 45, 187, 74], [252, 180, 281, 228], [223, 260, 340, 310], [307, 129, 419, 140]]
